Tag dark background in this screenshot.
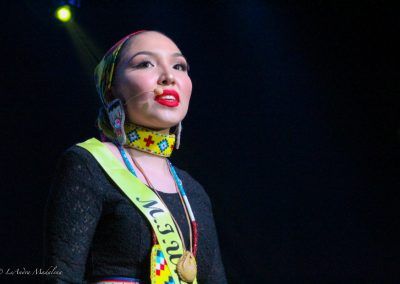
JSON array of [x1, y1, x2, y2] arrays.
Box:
[[1, 0, 399, 283]]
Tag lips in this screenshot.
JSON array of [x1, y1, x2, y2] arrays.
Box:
[[154, 89, 180, 107]]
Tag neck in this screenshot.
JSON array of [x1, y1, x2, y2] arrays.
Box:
[[156, 128, 171, 135], [127, 148, 170, 174]]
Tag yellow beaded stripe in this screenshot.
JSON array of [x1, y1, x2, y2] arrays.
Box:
[[151, 244, 174, 284], [124, 124, 176, 157]]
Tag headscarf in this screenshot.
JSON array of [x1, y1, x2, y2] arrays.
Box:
[[94, 30, 146, 108], [94, 30, 145, 142]]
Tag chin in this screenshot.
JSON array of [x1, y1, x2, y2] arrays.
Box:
[[152, 120, 181, 131], [127, 108, 188, 131], [131, 118, 181, 132], [150, 115, 186, 129]]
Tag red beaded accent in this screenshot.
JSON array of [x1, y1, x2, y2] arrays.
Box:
[[143, 135, 155, 147], [192, 221, 198, 257], [152, 230, 158, 245]]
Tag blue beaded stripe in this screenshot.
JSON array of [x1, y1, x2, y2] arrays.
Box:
[[167, 160, 187, 197], [117, 145, 137, 177], [167, 160, 196, 222]]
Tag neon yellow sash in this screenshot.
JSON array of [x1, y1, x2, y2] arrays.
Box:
[[77, 138, 197, 284]]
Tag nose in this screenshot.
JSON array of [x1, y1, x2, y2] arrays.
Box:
[[158, 70, 175, 86]]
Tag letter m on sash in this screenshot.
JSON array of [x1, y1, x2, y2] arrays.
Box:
[[136, 198, 164, 218]]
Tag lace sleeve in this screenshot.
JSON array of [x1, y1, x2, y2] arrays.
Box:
[[44, 148, 103, 283], [204, 219, 227, 284], [198, 197, 228, 284]]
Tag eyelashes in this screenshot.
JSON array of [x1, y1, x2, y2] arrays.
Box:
[[134, 61, 154, 68], [173, 63, 189, 72], [133, 60, 190, 72]]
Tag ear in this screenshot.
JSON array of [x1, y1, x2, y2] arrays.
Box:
[[104, 87, 115, 103], [109, 85, 126, 105], [111, 84, 127, 100], [110, 86, 128, 108]]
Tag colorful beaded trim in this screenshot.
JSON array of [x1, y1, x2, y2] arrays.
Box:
[[124, 124, 176, 157], [150, 244, 174, 284], [94, 276, 140, 284]]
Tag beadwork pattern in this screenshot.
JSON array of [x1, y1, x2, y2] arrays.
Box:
[[151, 244, 175, 284], [124, 124, 175, 157]]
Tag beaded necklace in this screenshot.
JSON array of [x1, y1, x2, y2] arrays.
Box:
[[117, 145, 198, 281]]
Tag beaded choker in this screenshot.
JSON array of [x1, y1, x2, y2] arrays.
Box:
[[124, 124, 176, 157]]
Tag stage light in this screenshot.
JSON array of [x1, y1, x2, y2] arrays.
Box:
[[55, 5, 72, 22], [54, 0, 80, 23]]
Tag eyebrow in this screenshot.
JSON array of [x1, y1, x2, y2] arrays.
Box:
[[128, 51, 186, 62]]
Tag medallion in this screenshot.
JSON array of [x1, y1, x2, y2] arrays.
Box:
[[177, 251, 197, 282]]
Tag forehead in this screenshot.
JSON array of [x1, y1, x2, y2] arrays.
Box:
[[121, 32, 181, 57]]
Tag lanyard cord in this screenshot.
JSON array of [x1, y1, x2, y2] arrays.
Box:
[[117, 145, 197, 256]]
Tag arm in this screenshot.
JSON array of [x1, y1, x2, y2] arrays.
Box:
[[201, 202, 228, 284], [44, 148, 103, 283]]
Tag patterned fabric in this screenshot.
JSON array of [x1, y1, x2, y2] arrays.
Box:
[[94, 30, 145, 107], [151, 244, 174, 284], [124, 124, 176, 157], [94, 277, 140, 284]]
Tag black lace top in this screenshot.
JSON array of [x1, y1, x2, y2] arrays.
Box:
[[44, 145, 227, 283]]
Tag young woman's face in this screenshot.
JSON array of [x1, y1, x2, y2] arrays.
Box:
[[112, 31, 192, 131]]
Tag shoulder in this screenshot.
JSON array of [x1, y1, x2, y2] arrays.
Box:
[[60, 140, 120, 168], [174, 167, 202, 189], [50, 143, 107, 202], [60, 144, 96, 167], [56, 141, 107, 177], [174, 167, 211, 206]]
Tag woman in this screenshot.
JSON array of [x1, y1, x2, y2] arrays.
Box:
[[44, 30, 227, 284]]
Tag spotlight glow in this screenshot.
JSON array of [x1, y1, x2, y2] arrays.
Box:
[[56, 5, 72, 22]]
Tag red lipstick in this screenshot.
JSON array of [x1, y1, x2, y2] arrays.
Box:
[[154, 89, 180, 107]]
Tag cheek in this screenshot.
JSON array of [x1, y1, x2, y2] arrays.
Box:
[[126, 93, 153, 112], [182, 77, 193, 102], [117, 73, 156, 100]]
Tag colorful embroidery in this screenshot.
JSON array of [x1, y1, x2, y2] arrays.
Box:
[[151, 244, 174, 284], [95, 277, 140, 284], [127, 129, 140, 143], [158, 139, 169, 152], [124, 124, 175, 157]]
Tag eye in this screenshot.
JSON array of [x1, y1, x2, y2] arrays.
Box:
[[173, 63, 189, 72], [134, 61, 154, 68]]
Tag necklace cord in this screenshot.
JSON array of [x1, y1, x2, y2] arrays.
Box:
[[170, 166, 193, 252], [128, 150, 194, 254]]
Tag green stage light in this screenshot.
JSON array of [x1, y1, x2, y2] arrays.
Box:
[[55, 5, 72, 22]]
